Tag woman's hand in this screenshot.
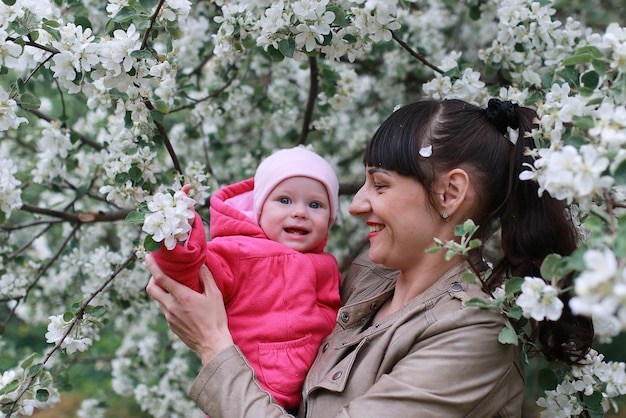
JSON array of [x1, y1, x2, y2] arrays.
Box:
[[145, 255, 234, 365]]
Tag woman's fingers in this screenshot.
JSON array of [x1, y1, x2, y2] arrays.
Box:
[[145, 254, 183, 295]]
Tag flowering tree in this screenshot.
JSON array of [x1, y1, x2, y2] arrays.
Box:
[[1, 0, 625, 417]]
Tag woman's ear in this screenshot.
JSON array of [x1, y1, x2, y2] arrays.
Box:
[[435, 168, 471, 218]]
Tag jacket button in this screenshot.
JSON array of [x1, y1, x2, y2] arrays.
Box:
[[451, 282, 463, 292], [370, 302, 378, 311], [340, 312, 350, 323], [322, 343, 329, 353], [332, 371, 343, 380]]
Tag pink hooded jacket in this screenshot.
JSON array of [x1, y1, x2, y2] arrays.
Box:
[[152, 178, 342, 409]]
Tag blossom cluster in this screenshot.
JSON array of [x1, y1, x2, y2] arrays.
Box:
[[0, 159, 22, 220], [516, 276, 564, 322], [537, 349, 626, 417], [45, 314, 94, 354], [141, 190, 196, 250], [570, 249, 626, 337]]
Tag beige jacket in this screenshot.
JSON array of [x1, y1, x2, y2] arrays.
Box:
[[190, 252, 525, 417]]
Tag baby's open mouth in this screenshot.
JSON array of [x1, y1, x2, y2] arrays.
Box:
[[285, 228, 308, 235]]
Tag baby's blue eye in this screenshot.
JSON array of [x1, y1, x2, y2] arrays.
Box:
[[309, 202, 321, 209], [279, 197, 291, 204]]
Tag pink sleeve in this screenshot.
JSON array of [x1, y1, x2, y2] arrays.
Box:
[[150, 212, 207, 293], [315, 254, 342, 326]]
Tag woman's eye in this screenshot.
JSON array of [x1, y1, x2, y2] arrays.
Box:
[[279, 197, 291, 204], [309, 201, 321, 209], [373, 182, 385, 190]]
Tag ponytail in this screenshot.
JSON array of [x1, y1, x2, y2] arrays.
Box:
[[486, 99, 593, 364]]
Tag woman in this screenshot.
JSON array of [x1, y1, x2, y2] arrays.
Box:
[[146, 99, 593, 417]]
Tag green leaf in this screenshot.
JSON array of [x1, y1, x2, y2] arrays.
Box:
[[563, 134, 587, 147], [126, 210, 145, 223], [327, 6, 348, 26], [462, 270, 481, 285], [504, 276, 524, 296], [115, 171, 130, 185], [143, 235, 162, 252], [615, 217, 626, 257], [154, 100, 169, 113], [0, 380, 19, 396], [113, 6, 138, 23], [468, 238, 481, 249], [28, 364, 43, 378], [150, 109, 163, 122], [591, 58, 607, 75], [506, 306, 523, 320], [469, 4, 481, 20], [74, 16, 92, 31], [497, 324, 518, 345], [563, 53, 594, 66], [572, 115, 595, 130], [537, 368, 558, 390], [464, 297, 492, 308], [129, 166, 143, 183], [36, 389, 49, 403], [42, 18, 61, 28], [583, 391, 604, 418], [581, 71, 599, 89], [18, 93, 41, 110], [265, 45, 285, 62], [2, 0, 17, 6], [557, 67, 579, 88], [577, 45, 604, 59], [613, 159, 626, 185], [278, 37, 296, 58], [85, 305, 106, 317], [63, 311, 74, 322], [343, 33, 357, 44], [20, 353, 38, 370], [425, 246, 442, 254], [131, 49, 154, 60]]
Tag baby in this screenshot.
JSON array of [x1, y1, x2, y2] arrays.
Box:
[[150, 146, 342, 411]]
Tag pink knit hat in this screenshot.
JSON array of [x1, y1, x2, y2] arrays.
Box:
[[253, 146, 339, 225]]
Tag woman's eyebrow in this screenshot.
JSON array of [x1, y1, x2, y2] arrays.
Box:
[[367, 167, 389, 175]]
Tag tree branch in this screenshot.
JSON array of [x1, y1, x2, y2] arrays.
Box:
[[298, 56, 319, 145], [24, 108, 104, 151], [16, 204, 132, 224], [141, 0, 168, 50], [3, 252, 138, 418], [391, 31, 444, 75]]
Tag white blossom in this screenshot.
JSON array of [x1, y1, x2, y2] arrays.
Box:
[[45, 314, 94, 354], [142, 190, 196, 250], [0, 87, 28, 131], [0, 158, 22, 218], [516, 276, 564, 321]]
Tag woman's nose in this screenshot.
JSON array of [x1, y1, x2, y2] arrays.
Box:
[[348, 184, 367, 217]]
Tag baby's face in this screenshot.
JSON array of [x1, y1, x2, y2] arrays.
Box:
[[259, 176, 331, 252]]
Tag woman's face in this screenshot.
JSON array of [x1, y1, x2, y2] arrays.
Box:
[[348, 166, 441, 271]]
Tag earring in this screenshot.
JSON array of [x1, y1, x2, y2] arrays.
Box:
[[442, 211, 450, 220]]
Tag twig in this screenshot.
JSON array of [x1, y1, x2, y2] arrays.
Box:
[[391, 31, 444, 75], [3, 252, 137, 418], [298, 56, 319, 145]]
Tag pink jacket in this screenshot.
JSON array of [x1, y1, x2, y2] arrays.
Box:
[[152, 178, 342, 409]]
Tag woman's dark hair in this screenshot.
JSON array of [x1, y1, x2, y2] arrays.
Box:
[[364, 99, 593, 364]]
